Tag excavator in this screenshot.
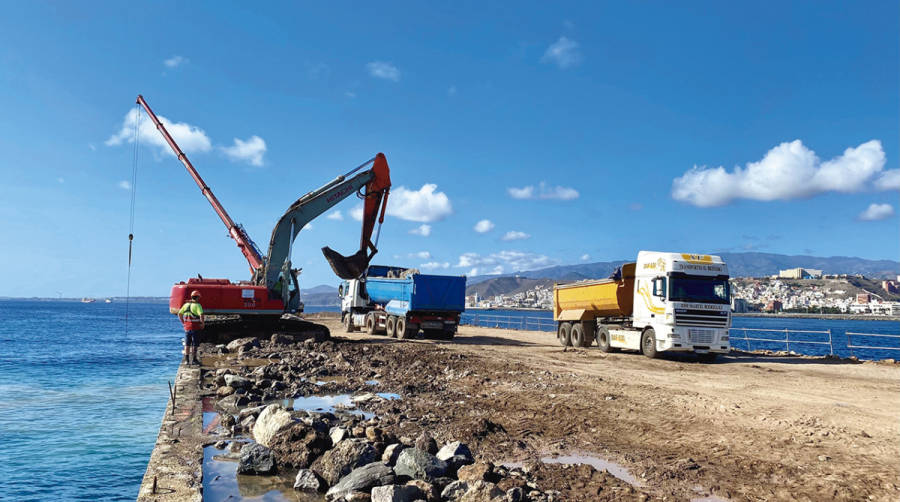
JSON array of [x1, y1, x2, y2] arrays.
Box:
[[135, 95, 391, 339]]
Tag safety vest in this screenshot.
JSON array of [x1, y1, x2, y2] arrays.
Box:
[[180, 301, 204, 332]]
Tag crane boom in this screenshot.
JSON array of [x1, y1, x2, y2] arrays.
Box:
[[135, 95, 264, 273]]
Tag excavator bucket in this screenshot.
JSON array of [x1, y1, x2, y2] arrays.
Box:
[[322, 246, 371, 280]]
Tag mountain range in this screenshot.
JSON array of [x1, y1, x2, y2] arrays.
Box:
[[467, 252, 899, 289]]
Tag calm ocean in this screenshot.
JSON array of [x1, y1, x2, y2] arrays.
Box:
[[0, 300, 896, 501]]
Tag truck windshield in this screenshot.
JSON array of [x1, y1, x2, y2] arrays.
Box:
[[668, 275, 730, 304]]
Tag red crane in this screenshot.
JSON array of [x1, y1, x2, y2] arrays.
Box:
[[135, 95, 391, 318]]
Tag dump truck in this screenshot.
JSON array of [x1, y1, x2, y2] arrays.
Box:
[[339, 266, 466, 339], [554, 251, 731, 361]]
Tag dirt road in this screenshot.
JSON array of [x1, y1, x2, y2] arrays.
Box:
[[316, 317, 900, 501]]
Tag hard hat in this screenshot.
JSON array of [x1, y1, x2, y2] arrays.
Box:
[[190, 290, 201, 299]]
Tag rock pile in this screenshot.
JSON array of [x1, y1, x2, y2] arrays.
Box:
[[223, 403, 557, 501]]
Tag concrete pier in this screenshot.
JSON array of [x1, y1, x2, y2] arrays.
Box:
[[137, 363, 203, 501]]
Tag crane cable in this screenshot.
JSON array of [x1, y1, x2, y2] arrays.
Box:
[[125, 103, 142, 335]]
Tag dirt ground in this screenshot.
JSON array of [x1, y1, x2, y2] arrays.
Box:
[[202, 315, 900, 501], [309, 317, 900, 501]]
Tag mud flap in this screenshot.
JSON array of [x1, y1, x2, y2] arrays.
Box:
[[321, 247, 370, 279]]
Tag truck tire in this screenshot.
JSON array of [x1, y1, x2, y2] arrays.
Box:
[[570, 323, 587, 347], [641, 328, 659, 359], [397, 317, 413, 339], [343, 315, 354, 333], [557, 322, 572, 347], [596, 326, 614, 353], [365, 314, 377, 335], [386, 316, 397, 338]]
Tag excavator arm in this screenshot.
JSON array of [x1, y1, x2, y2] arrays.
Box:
[[262, 154, 391, 299]]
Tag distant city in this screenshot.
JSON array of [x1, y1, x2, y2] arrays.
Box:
[[466, 266, 900, 316]]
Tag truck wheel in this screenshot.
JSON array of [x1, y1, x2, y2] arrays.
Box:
[[557, 322, 572, 347], [343, 315, 354, 333], [365, 314, 376, 335], [397, 318, 413, 339], [641, 328, 659, 359], [596, 326, 614, 353], [386, 316, 397, 338], [570, 323, 587, 347]]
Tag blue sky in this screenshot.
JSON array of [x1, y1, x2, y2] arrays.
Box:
[[0, 1, 897, 297]]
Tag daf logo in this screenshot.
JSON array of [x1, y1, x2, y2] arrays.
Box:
[[656, 258, 666, 272]]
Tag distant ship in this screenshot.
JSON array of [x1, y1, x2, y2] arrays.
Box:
[[104, 298, 112, 303], [81, 298, 96, 303]]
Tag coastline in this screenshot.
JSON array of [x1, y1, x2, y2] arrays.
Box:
[[465, 307, 900, 322]]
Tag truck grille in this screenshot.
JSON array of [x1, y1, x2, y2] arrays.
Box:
[[675, 309, 728, 328], [689, 328, 715, 344]]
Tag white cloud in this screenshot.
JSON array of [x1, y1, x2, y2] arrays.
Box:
[[327, 210, 343, 221], [473, 219, 494, 233], [467, 268, 479, 276], [106, 108, 212, 156], [221, 135, 267, 167], [411, 251, 431, 259], [409, 224, 432, 236], [420, 261, 450, 270], [456, 250, 554, 273], [507, 181, 579, 200], [858, 203, 894, 221], [118, 180, 131, 190], [541, 36, 582, 69], [366, 61, 400, 82], [350, 205, 364, 222], [501, 230, 530, 241], [672, 139, 889, 207], [164, 55, 187, 68], [875, 169, 900, 190], [387, 184, 452, 222], [580, 253, 590, 261]]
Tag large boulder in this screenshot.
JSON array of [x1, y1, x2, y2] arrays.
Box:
[[269, 423, 332, 469], [436, 441, 473, 463], [294, 469, 321, 492], [371, 484, 424, 502], [227, 337, 260, 354], [312, 439, 380, 486], [414, 432, 438, 455], [441, 480, 470, 501], [457, 462, 496, 483], [326, 462, 396, 499], [460, 480, 503, 502], [224, 374, 251, 390], [393, 448, 448, 482], [252, 404, 294, 448], [238, 443, 276, 475], [382, 443, 405, 466]]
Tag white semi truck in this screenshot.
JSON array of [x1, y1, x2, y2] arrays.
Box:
[[553, 251, 731, 361]]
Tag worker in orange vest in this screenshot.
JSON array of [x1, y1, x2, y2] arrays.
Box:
[[177, 290, 205, 365]]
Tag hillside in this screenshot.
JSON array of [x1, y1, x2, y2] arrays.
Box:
[[468, 252, 899, 285], [465, 277, 555, 298], [300, 285, 339, 306]]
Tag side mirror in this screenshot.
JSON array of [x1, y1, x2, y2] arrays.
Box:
[[338, 285, 344, 297]]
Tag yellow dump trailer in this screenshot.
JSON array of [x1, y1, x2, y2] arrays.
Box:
[[553, 263, 636, 321]]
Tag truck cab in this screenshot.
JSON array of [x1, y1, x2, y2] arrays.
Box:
[[633, 251, 731, 356]]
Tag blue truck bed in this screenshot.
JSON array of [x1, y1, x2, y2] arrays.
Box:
[[364, 270, 466, 316]]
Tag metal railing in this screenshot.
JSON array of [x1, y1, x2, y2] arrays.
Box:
[[460, 313, 556, 332], [845, 332, 900, 357], [729, 327, 834, 355]]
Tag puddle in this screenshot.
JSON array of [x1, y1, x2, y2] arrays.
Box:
[[202, 397, 222, 433], [282, 395, 375, 419], [377, 392, 401, 400], [504, 452, 641, 487], [365, 380, 380, 386], [203, 444, 323, 501]]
